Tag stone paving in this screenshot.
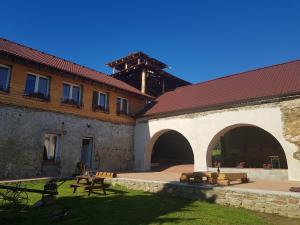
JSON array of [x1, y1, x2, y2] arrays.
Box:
[[118, 164, 300, 193]]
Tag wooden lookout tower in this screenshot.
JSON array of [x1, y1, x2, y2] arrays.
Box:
[[106, 52, 190, 97]]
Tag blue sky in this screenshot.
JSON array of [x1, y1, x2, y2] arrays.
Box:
[[1, 0, 300, 83]]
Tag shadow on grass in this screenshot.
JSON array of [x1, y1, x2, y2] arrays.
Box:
[[0, 183, 210, 225]]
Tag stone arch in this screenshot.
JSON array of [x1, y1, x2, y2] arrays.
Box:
[[145, 129, 194, 171], [206, 123, 288, 169]]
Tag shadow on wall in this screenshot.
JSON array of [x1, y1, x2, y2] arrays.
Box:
[[134, 120, 151, 171]]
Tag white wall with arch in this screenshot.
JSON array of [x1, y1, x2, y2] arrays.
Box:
[[134, 105, 300, 181]]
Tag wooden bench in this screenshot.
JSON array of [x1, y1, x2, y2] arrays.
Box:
[[290, 187, 300, 192], [95, 171, 117, 178], [180, 172, 218, 184], [217, 173, 249, 186]]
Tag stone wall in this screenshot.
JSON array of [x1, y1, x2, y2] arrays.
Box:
[[0, 104, 134, 179], [280, 98, 300, 160], [110, 178, 300, 218]]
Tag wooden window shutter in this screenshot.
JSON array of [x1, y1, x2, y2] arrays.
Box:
[[80, 85, 84, 106], [106, 92, 110, 112], [92, 91, 98, 108]]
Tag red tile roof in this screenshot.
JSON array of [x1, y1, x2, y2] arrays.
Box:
[[144, 60, 300, 117], [0, 38, 148, 97]]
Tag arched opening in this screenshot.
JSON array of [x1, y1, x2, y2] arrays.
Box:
[[208, 125, 288, 169], [150, 130, 194, 172]]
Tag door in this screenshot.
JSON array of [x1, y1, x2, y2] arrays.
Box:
[[81, 138, 93, 169]]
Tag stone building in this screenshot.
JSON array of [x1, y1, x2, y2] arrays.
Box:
[[0, 38, 300, 181], [0, 38, 150, 179]]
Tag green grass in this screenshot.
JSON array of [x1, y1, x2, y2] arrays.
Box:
[[0, 180, 299, 225]]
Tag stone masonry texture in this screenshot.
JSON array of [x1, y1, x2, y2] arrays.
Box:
[[0, 104, 134, 179], [280, 98, 300, 160], [110, 178, 300, 218]]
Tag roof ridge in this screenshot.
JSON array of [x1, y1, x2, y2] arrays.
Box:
[[0, 37, 108, 76], [174, 58, 300, 91]]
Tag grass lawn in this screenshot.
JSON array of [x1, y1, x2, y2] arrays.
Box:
[[0, 180, 299, 225]]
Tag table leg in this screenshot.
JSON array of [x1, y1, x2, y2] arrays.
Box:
[[101, 179, 106, 195], [88, 180, 95, 196]]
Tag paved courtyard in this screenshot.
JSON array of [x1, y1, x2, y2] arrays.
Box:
[[118, 164, 300, 192]]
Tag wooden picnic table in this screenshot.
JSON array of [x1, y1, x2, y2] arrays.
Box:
[[70, 175, 106, 196], [180, 172, 218, 184], [180, 172, 250, 186]]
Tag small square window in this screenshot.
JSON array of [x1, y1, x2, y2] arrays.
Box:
[[0, 65, 11, 92], [43, 134, 61, 162], [116, 97, 122, 112], [116, 97, 129, 115], [99, 93, 107, 109], [24, 75, 36, 95], [62, 83, 71, 101], [92, 91, 108, 112], [61, 83, 81, 106], [24, 73, 50, 100]]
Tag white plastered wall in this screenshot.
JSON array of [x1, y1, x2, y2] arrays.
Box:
[[134, 106, 300, 181]]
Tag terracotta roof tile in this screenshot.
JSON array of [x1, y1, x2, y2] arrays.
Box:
[[0, 38, 147, 96], [144, 60, 300, 116]]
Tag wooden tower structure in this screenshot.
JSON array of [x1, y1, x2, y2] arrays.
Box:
[[106, 52, 190, 97]]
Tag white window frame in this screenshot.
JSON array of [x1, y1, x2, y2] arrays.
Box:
[[117, 96, 129, 114], [62, 82, 82, 103], [97, 91, 107, 109], [43, 133, 61, 162], [27, 72, 50, 96], [0, 64, 11, 90]]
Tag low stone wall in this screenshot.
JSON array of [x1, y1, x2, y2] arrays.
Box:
[[109, 178, 300, 218], [208, 167, 288, 181]]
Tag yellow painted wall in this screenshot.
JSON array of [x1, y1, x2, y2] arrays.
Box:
[[0, 58, 146, 124]]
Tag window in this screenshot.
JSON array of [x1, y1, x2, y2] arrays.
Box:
[[43, 134, 61, 162], [0, 64, 11, 92], [116, 97, 129, 115], [92, 91, 109, 112], [24, 73, 50, 100], [62, 83, 82, 106]]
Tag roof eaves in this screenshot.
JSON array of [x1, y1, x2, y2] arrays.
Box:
[[141, 91, 300, 119], [0, 49, 151, 98]]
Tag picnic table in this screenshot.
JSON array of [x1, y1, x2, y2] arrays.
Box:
[[180, 172, 218, 184], [180, 172, 250, 186], [70, 175, 106, 196], [217, 173, 249, 186]]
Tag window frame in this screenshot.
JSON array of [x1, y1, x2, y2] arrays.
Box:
[[43, 133, 61, 163], [24, 72, 50, 100], [92, 90, 109, 113], [116, 96, 129, 115], [61, 82, 82, 106], [0, 64, 11, 92], [97, 91, 107, 109]]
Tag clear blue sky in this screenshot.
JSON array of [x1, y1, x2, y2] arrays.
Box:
[[1, 0, 300, 83]]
